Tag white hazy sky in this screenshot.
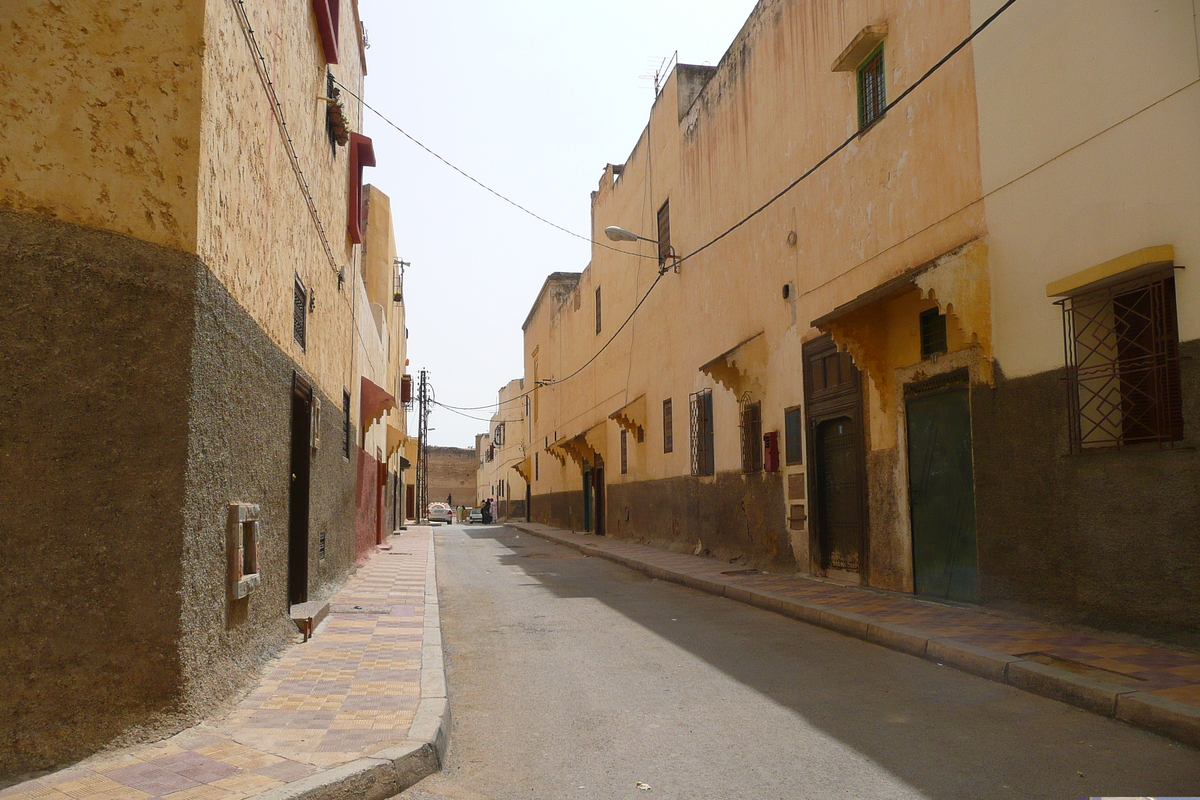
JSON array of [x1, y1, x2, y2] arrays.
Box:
[[360, 0, 760, 447]]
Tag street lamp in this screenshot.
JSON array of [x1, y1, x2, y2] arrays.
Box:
[[604, 225, 655, 244], [603, 226, 678, 274]]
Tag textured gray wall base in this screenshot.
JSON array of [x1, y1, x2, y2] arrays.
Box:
[[0, 210, 359, 780]]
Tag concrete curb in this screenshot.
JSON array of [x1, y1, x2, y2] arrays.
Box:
[[248, 531, 450, 800], [507, 523, 1200, 751]]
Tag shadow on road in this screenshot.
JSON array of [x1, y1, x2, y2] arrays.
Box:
[[451, 525, 1200, 799]]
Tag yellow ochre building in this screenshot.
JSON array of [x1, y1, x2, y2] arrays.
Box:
[[523, 0, 1200, 650]]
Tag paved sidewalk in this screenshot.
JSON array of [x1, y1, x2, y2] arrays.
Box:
[[508, 521, 1200, 750], [2, 528, 447, 800]]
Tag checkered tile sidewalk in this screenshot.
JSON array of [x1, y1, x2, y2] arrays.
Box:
[[518, 524, 1200, 709], [2, 529, 432, 800]]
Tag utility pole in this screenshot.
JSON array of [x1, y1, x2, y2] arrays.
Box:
[[416, 369, 430, 523]]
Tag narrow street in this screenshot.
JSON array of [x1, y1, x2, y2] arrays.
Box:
[[401, 524, 1200, 800]]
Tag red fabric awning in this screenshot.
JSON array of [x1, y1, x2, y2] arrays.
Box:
[[360, 376, 395, 428], [348, 133, 376, 243]]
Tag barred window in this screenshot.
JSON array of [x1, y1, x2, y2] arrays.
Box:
[[662, 398, 674, 453], [858, 46, 885, 130], [740, 401, 762, 473], [620, 428, 628, 475], [919, 307, 947, 359], [293, 277, 307, 350], [595, 286, 602, 334], [690, 389, 714, 476], [1058, 272, 1183, 452], [657, 199, 671, 265]]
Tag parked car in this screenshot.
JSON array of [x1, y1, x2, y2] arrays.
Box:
[[467, 507, 484, 524], [427, 502, 454, 524]]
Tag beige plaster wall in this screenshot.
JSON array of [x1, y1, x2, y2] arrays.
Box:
[[476, 379, 529, 507], [359, 186, 408, 464], [196, 0, 368, 406], [971, 0, 1200, 377], [525, 0, 985, 572], [0, 0, 205, 250]]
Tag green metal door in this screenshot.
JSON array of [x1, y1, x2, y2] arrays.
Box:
[[906, 386, 979, 602]]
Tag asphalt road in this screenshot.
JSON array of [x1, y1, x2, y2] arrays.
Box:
[[398, 524, 1200, 800]]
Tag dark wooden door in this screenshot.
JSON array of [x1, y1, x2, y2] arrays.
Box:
[[906, 384, 979, 602], [815, 417, 863, 572], [804, 335, 867, 579], [582, 465, 592, 532], [593, 458, 606, 536], [288, 375, 312, 606]]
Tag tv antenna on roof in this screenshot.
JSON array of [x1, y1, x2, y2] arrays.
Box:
[[639, 51, 679, 98]]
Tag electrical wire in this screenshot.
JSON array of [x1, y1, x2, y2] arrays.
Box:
[[432, 401, 500, 423], [672, 0, 1019, 270], [333, 79, 656, 260], [419, 0, 1018, 412]]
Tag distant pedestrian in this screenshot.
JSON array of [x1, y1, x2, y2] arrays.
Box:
[[481, 498, 493, 525]]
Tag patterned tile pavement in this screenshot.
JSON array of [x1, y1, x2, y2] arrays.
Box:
[[2, 529, 433, 800], [513, 524, 1200, 712]]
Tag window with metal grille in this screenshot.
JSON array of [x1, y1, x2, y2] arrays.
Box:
[[689, 389, 714, 476], [858, 46, 885, 130], [293, 277, 307, 350], [595, 286, 602, 334], [740, 401, 763, 472], [620, 428, 628, 474], [1058, 272, 1183, 452], [663, 398, 673, 453], [657, 199, 671, 265], [784, 405, 803, 465], [342, 389, 351, 458], [919, 307, 947, 359], [535, 452, 539, 481]]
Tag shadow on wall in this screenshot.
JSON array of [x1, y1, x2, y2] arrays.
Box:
[[534, 471, 794, 572]]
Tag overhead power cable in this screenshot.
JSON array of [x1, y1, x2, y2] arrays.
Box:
[[418, 0, 1019, 412], [432, 401, 502, 423], [673, 0, 1018, 270], [333, 79, 655, 260]]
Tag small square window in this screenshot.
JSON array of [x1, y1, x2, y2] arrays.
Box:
[[858, 46, 886, 130], [228, 503, 262, 600], [919, 307, 947, 359]]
